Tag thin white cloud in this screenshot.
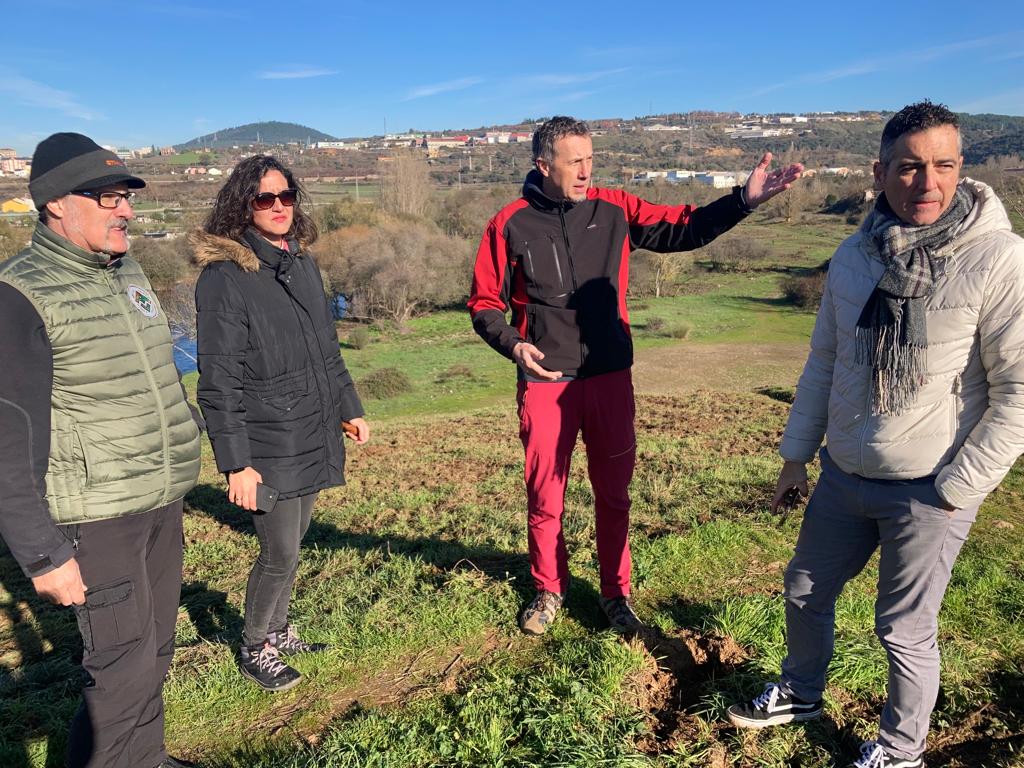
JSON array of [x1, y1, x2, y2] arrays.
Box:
[[748, 33, 1019, 98], [954, 87, 1024, 115], [404, 76, 483, 100], [562, 90, 599, 103], [258, 66, 338, 80], [0, 74, 104, 120], [989, 50, 1024, 62], [523, 68, 630, 88]]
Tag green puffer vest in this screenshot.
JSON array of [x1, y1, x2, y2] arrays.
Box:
[[0, 225, 201, 524]]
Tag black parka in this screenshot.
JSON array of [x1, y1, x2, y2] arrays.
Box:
[[193, 229, 363, 498]]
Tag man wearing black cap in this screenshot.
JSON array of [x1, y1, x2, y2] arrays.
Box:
[[0, 133, 202, 768]]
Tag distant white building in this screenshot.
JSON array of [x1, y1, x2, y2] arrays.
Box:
[[695, 171, 750, 188], [643, 123, 688, 132]]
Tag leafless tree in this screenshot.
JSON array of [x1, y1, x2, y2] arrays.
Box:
[[379, 151, 433, 219]]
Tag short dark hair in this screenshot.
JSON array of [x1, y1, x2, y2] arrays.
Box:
[[203, 154, 318, 245], [532, 116, 590, 163], [879, 100, 961, 165]]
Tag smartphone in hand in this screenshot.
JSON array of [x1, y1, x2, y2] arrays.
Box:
[[255, 483, 280, 513]]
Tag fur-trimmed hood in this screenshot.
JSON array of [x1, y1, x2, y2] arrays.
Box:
[[188, 230, 313, 273], [189, 231, 261, 272]]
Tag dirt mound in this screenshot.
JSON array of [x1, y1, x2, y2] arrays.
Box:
[[624, 627, 746, 755]]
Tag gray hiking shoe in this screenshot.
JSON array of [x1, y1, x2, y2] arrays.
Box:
[[519, 591, 563, 636], [600, 595, 644, 632], [268, 624, 328, 656]]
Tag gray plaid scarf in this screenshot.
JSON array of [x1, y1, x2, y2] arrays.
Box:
[[855, 183, 974, 415]]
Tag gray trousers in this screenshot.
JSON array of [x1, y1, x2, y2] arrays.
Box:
[[780, 449, 977, 761], [66, 500, 183, 768], [242, 493, 316, 647]]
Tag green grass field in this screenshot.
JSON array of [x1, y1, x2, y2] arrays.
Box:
[[2, 214, 1022, 767]]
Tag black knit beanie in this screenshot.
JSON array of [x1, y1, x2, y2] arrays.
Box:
[[29, 132, 144, 209]]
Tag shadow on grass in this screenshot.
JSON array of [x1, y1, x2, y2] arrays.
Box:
[[928, 664, 1024, 767], [0, 550, 82, 767], [184, 483, 607, 635]]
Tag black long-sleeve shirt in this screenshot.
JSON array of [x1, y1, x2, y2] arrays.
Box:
[[0, 282, 73, 577]]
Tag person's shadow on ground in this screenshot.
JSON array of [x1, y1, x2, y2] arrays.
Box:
[[0, 548, 83, 768], [184, 482, 607, 635]]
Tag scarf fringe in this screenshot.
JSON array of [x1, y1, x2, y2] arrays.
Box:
[[856, 323, 928, 415]]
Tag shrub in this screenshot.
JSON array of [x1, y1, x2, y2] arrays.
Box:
[[668, 322, 692, 339], [360, 367, 413, 399], [781, 271, 828, 310], [645, 316, 666, 332], [700, 236, 773, 273], [348, 326, 371, 350]]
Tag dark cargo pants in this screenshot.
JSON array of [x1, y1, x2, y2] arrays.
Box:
[[779, 449, 977, 761], [65, 500, 183, 768]]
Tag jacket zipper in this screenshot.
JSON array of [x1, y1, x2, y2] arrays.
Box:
[[557, 205, 583, 366], [278, 259, 338, 440], [108, 271, 172, 502]]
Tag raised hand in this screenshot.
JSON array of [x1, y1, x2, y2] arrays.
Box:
[[743, 152, 804, 209]]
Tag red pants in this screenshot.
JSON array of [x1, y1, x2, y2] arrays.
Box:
[[517, 368, 636, 598]]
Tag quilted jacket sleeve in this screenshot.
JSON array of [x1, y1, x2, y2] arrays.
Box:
[[195, 264, 252, 473], [779, 262, 839, 463], [936, 235, 1024, 508]]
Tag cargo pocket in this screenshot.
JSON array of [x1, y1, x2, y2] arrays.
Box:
[[73, 579, 142, 653]]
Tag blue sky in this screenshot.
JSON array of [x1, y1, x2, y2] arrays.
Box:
[[2, 0, 1022, 154]]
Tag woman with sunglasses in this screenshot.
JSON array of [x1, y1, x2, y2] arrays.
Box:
[[191, 155, 369, 692]]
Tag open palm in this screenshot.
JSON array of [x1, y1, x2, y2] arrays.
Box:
[[744, 152, 804, 208]]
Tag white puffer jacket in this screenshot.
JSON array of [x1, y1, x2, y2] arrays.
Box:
[[781, 179, 1024, 509]]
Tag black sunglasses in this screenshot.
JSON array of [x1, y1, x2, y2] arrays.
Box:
[[251, 189, 298, 211]]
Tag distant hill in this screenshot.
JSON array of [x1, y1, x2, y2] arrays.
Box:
[[175, 121, 337, 150], [961, 114, 1024, 164]]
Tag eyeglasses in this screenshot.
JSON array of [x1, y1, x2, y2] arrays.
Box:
[[72, 190, 136, 209], [251, 189, 298, 211]]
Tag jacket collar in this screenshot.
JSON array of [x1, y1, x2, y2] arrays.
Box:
[[242, 227, 299, 270], [32, 222, 124, 271], [522, 168, 580, 213], [859, 178, 1013, 262]]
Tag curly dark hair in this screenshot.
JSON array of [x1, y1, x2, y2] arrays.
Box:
[[532, 116, 590, 163], [879, 100, 961, 165], [203, 154, 318, 244]]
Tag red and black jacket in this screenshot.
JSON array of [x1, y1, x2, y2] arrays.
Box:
[[469, 169, 752, 379]]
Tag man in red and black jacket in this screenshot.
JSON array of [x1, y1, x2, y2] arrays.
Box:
[[469, 116, 802, 635]]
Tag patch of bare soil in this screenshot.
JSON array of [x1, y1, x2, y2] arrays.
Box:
[[633, 341, 808, 397], [623, 627, 746, 756], [635, 391, 789, 457], [339, 411, 519, 503]]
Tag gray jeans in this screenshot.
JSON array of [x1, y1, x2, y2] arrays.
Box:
[[780, 449, 977, 761], [242, 492, 317, 647]]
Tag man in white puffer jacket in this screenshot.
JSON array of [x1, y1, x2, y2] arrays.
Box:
[[727, 101, 1024, 768]]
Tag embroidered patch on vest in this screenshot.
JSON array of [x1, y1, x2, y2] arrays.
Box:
[[127, 285, 159, 318]]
